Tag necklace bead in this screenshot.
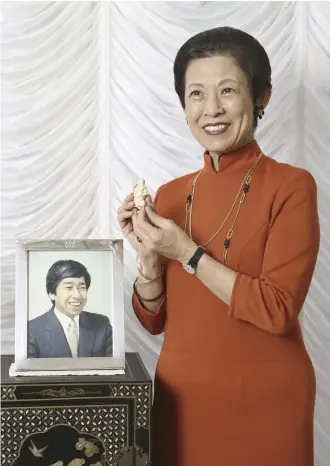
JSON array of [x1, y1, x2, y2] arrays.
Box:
[[224, 239, 231, 249]]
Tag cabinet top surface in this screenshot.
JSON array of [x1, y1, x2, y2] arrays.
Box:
[[1, 353, 151, 385]]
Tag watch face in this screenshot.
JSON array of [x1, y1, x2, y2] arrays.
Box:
[[182, 263, 195, 275]]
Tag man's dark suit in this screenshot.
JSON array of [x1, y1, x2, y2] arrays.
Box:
[[28, 309, 113, 358]]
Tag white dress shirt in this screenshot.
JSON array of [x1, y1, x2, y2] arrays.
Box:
[[54, 307, 80, 342]]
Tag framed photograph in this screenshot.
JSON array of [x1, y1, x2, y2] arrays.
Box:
[[14, 239, 125, 371]]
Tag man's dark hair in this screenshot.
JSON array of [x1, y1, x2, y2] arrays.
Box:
[[173, 26, 272, 125], [46, 260, 91, 299]]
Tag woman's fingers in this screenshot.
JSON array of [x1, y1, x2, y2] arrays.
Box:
[[126, 218, 145, 248], [117, 200, 134, 214], [132, 209, 145, 241], [133, 207, 149, 233], [117, 209, 134, 225], [145, 196, 155, 208], [117, 194, 156, 255], [124, 192, 134, 202], [117, 198, 135, 231], [132, 207, 161, 251], [131, 208, 139, 230]]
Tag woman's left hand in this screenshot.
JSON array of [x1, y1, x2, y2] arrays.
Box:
[[132, 197, 197, 263]]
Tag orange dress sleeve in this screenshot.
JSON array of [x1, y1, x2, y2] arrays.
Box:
[[228, 169, 320, 334], [132, 186, 167, 335]]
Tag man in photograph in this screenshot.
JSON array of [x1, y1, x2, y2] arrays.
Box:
[[28, 259, 113, 358]]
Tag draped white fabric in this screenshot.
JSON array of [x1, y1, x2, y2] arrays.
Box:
[[1, 2, 329, 464]]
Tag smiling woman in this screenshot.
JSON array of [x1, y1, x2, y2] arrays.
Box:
[[117, 26, 320, 466], [184, 56, 264, 161], [176, 28, 271, 169]]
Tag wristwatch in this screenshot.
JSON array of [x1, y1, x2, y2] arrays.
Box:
[[182, 247, 206, 275]]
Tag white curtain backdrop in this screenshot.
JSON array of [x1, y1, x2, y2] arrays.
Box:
[[1, 2, 329, 464]]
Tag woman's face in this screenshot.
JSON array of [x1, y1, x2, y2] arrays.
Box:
[[184, 55, 255, 156]]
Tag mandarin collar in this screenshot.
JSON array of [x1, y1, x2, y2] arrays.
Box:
[[203, 140, 262, 175]]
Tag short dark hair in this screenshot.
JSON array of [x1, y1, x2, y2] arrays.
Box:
[[46, 260, 91, 298], [173, 26, 272, 123]]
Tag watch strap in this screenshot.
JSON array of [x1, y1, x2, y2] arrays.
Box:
[[187, 246, 206, 271]]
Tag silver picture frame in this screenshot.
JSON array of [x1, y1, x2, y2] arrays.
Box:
[[15, 239, 125, 371]]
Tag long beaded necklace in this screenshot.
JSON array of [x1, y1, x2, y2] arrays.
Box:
[[184, 151, 264, 264]]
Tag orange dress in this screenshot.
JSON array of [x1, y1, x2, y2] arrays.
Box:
[[132, 140, 320, 466]]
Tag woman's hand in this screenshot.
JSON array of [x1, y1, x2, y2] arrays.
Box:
[[132, 198, 197, 264], [117, 193, 158, 263]]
